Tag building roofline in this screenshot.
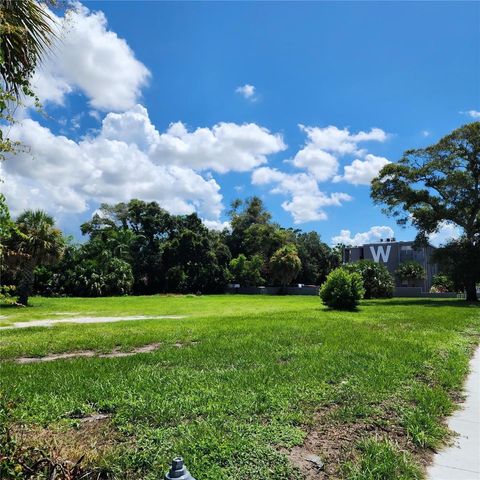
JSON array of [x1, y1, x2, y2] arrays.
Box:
[[345, 240, 436, 249]]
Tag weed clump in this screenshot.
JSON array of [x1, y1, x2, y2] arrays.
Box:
[[0, 394, 111, 479]]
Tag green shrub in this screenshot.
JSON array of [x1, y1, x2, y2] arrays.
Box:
[[67, 258, 134, 297], [344, 260, 394, 299], [320, 268, 364, 309], [430, 274, 454, 293], [395, 261, 425, 281], [0, 285, 16, 305]]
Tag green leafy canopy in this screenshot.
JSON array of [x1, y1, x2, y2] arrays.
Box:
[[371, 122, 480, 241]]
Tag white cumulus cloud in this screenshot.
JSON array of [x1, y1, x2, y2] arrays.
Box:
[[150, 120, 286, 173], [291, 125, 388, 182], [32, 3, 150, 111], [98, 106, 286, 172], [331, 226, 395, 246], [100, 105, 160, 150], [2, 106, 288, 225], [1, 117, 216, 222], [252, 167, 352, 224], [333, 154, 390, 185]]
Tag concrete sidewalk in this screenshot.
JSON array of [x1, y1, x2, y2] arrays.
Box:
[[427, 347, 480, 480]]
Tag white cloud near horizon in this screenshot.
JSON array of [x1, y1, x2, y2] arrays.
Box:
[[32, 3, 150, 111], [331, 222, 461, 247], [331, 226, 395, 246], [252, 167, 352, 223]]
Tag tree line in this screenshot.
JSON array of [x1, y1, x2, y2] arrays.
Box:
[[1, 197, 344, 304]]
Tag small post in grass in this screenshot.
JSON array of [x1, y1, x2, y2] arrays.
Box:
[[164, 457, 196, 480]]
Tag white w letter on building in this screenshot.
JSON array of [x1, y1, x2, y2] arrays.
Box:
[[370, 245, 391, 263]]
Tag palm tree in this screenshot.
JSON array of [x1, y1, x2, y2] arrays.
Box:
[[1, 1, 56, 166], [14, 210, 64, 305]]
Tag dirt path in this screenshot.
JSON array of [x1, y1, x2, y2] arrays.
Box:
[[0, 315, 187, 330], [16, 343, 163, 363]]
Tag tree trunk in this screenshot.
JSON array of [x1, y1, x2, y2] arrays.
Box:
[[17, 260, 35, 306], [465, 278, 478, 302]]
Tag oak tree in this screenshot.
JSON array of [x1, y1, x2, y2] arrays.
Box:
[[371, 122, 480, 300]]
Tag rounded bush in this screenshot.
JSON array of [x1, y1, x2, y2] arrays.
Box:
[[320, 268, 365, 309]]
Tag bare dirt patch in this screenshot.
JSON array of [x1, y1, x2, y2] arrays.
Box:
[[49, 312, 79, 316], [285, 407, 367, 479], [16, 343, 162, 364], [99, 342, 162, 359], [78, 413, 112, 423], [0, 315, 187, 330], [17, 351, 96, 363], [285, 405, 434, 479], [173, 340, 201, 348]]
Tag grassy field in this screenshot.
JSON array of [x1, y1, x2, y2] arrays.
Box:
[[0, 295, 479, 479]]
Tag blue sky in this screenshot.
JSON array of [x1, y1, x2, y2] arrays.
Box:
[[3, 1, 479, 245]]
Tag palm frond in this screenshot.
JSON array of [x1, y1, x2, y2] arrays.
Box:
[[0, 0, 56, 96]]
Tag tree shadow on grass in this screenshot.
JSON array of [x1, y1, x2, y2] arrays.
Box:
[[361, 299, 479, 309], [0, 303, 28, 309], [319, 306, 361, 313]]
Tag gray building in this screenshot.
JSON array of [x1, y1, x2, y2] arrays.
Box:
[[343, 238, 438, 294]]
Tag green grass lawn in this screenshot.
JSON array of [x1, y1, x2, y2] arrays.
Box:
[[0, 295, 479, 479]]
